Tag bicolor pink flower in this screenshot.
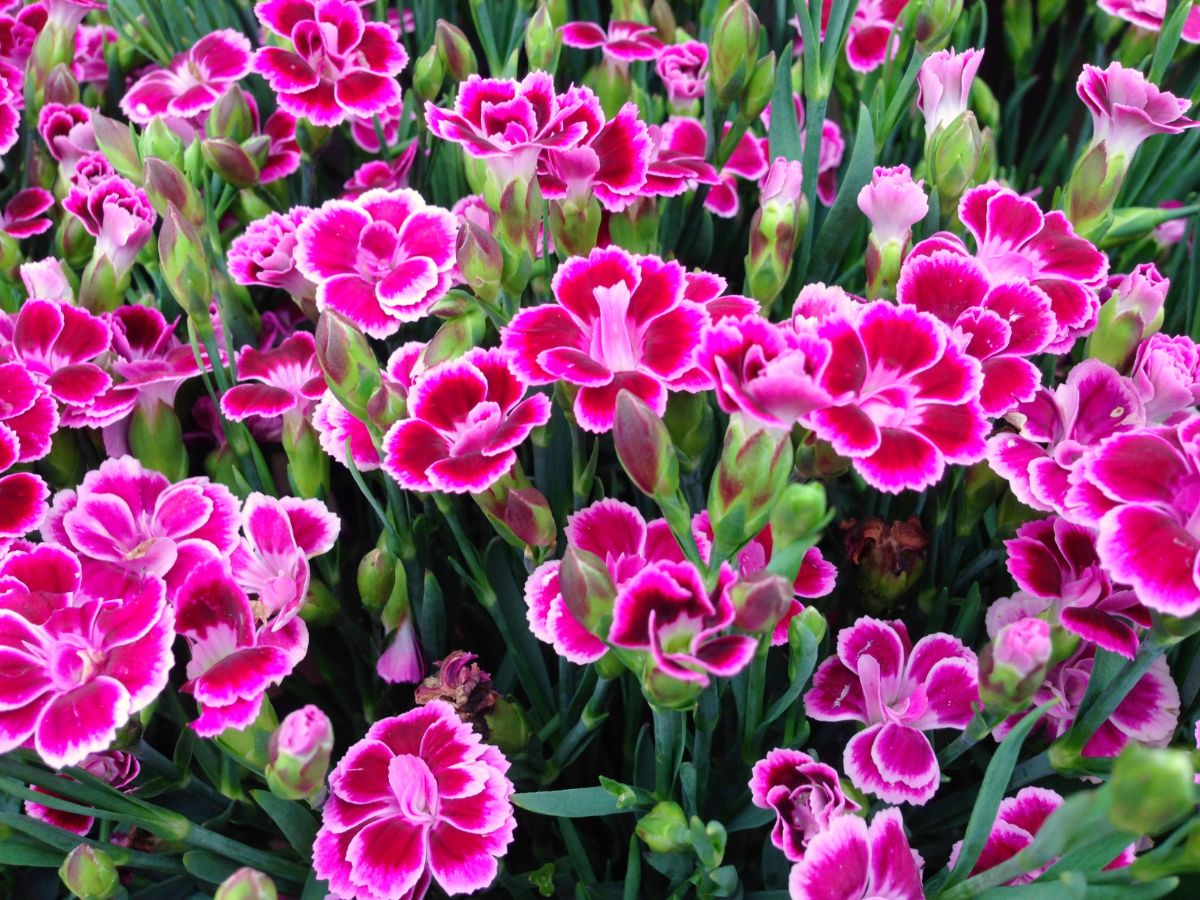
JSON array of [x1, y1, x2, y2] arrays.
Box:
[[996, 646, 1178, 759], [910, 184, 1108, 352], [20, 258, 74, 304], [120, 29, 252, 124], [502, 246, 706, 433], [228, 207, 317, 305], [260, 109, 303, 183], [609, 560, 757, 687], [751, 748, 860, 862], [845, 0, 909, 72], [806, 618, 978, 805], [917, 48, 984, 133], [37, 102, 96, 171], [313, 700, 516, 899], [897, 251, 1056, 417], [426, 72, 604, 185], [656, 41, 708, 105], [1068, 418, 1200, 616], [43, 0, 105, 33], [1078, 61, 1199, 160], [382, 348, 551, 494], [295, 188, 457, 338], [342, 146, 418, 198], [808, 301, 989, 493], [1130, 333, 1200, 424], [538, 101, 652, 212], [658, 118, 768, 218], [560, 20, 663, 63], [637, 122, 721, 202], [25, 750, 139, 835], [254, 0, 408, 127], [697, 314, 833, 430], [45, 455, 240, 598], [73, 23, 116, 84], [376, 616, 422, 684], [175, 558, 308, 736], [0, 473, 49, 541], [858, 164, 928, 245], [68, 150, 116, 192], [231, 492, 340, 628], [986, 360, 1144, 515], [221, 331, 326, 429], [788, 809, 924, 900], [62, 175, 156, 277], [0, 299, 112, 415], [1099, 0, 1200, 41], [100, 305, 210, 417], [524, 499, 684, 664], [0, 362, 57, 474], [0, 545, 174, 769], [0, 60, 22, 158], [988, 516, 1149, 659], [0, 4, 42, 72], [1, 189, 54, 239], [349, 99, 403, 153]]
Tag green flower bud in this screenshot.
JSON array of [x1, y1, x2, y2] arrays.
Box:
[[1064, 141, 1124, 242], [358, 548, 398, 617], [157, 203, 212, 327], [606, 197, 659, 255], [59, 845, 119, 900], [558, 545, 616, 637], [614, 390, 680, 500], [413, 45, 445, 103], [77, 255, 124, 313], [740, 52, 776, 123], [1109, 743, 1196, 836], [140, 117, 186, 171], [456, 220, 503, 303], [436, 20, 477, 83], [202, 137, 260, 189], [315, 310, 383, 422], [642, 666, 704, 709], [548, 195, 602, 260], [207, 86, 254, 143], [282, 417, 329, 499], [636, 802, 690, 853], [971, 78, 1000, 131], [143, 157, 204, 226], [915, 0, 963, 53], [1001, 0, 1033, 70], [129, 399, 188, 481], [484, 695, 534, 756], [650, 0, 676, 41], [44, 64, 80, 105], [927, 111, 984, 219], [663, 390, 715, 472], [265, 705, 334, 801], [525, 4, 561, 74], [710, 0, 760, 107], [423, 308, 488, 368], [215, 868, 278, 900], [708, 414, 793, 557], [767, 481, 829, 581], [91, 112, 144, 183]]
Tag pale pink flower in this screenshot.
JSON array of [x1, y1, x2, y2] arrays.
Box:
[[917, 48, 984, 133], [62, 175, 156, 278], [858, 164, 928, 245], [1078, 61, 1199, 160], [656, 41, 708, 105], [228, 207, 317, 303]]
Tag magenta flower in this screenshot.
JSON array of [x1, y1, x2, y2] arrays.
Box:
[[120, 29, 252, 124], [175, 558, 308, 736], [844, 0, 909, 73], [858, 164, 928, 245], [0, 4, 41, 72], [426, 72, 604, 185], [342, 148, 418, 198], [1131, 333, 1200, 424], [996, 646, 1178, 759], [560, 20, 663, 63], [788, 809, 924, 900], [656, 41, 708, 106], [73, 23, 116, 85], [228, 207, 317, 305], [637, 122, 721, 202], [382, 348, 551, 494], [221, 332, 326, 428], [259, 109, 303, 184], [62, 175, 156, 278], [230, 492, 340, 628], [0, 299, 112, 415], [659, 119, 768, 218], [0, 362, 57, 474], [807, 301, 989, 493], [897, 250, 1057, 416], [806, 618, 978, 805], [313, 701, 516, 899], [750, 748, 861, 862], [25, 750, 139, 835], [525, 499, 684, 664], [0, 60, 22, 159], [986, 360, 1144, 515], [502, 246, 706, 433], [989, 516, 1148, 659], [911, 184, 1108, 352], [1078, 61, 1199, 160], [110, 304, 208, 404], [37, 102, 96, 171], [295, 188, 457, 338], [697, 314, 833, 431], [1, 188, 54, 239], [917, 48, 984, 133], [0, 544, 174, 768], [610, 560, 757, 689], [254, 0, 408, 127], [0, 472, 49, 541], [538, 101, 652, 212], [45, 455, 240, 598]]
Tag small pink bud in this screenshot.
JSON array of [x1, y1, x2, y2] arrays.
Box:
[[980, 616, 1052, 713], [614, 390, 680, 500], [215, 867, 278, 900], [917, 48, 984, 134], [265, 705, 334, 801], [730, 572, 793, 635]]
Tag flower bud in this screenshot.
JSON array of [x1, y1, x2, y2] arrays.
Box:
[[915, 0, 963, 53], [358, 548, 397, 617], [282, 417, 330, 499], [548, 195, 602, 258], [607, 196, 660, 255], [265, 705, 334, 801], [485, 695, 533, 755], [503, 487, 558, 549], [202, 137, 260, 189], [614, 390, 680, 500], [730, 571, 792, 634], [300, 580, 340, 627], [215, 868, 278, 900], [436, 20, 477, 83], [140, 117, 186, 172], [45, 64, 80, 105], [456, 220, 503, 303], [90, 111, 143, 183], [316, 311, 383, 422], [859, 164, 928, 300], [709, 0, 760, 107], [423, 308, 488, 368], [637, 802, 690, 853], [559, 545, 617, 637], [643, 667, 704, 710], [128, 399, 188, 482], [59, 845, 119, 900], [1109, 743, 1195, 836], [525, 3, 561, 74], [207, 86, 254, 143], [842, 517, 927, 614], [927, 111, 985, 219], [413, 45, 445, 103], [740, 52, 776, 122], [770, 482, 828, 548], [979, 617, 1052, 713], [663, 390, 715, 472], [708, 414, 793, 557], [294, 119, 331, 156], [158, 204, 212, 326], [487, 172, 543, 295], [143, 157, 204, 226], [918, 48, 984, 135], [415, 651, 498, 733], [1086, 263, 1169, 371], [746, 156, 805, 308], [650, 0, 676, 39]]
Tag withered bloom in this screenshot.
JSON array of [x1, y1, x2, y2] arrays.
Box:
[[842, 517, 929, 613], [414, 651, 499, 734]]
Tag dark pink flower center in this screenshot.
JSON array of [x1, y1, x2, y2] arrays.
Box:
[[50, 641, 101, 690], [590, 282, 640, 372]]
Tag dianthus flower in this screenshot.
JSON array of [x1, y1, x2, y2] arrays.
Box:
[[120, 29, 252, 124], [788, 809, 924, 900], [750, 748, 861, 861]]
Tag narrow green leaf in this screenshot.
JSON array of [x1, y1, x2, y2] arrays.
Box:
[[767, 52, 801, 162], [1150, 0, 1191, 84], [754, 624, 817, 740], [182, 850, 242, 885], [252, 790, 318, 858], [301, 872, 332, 900], [0, 840, 67, 867], [810, 103, 876, 282], [512, 786, 624, 818]]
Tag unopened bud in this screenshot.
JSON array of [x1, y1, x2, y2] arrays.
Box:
[[525, 4, 561, 73], [413, 45, 445, 103], [129, 399, 188, 481], [315, 310, 383, 422], [44, 64, 79, 105], [1087, 263, 1169, 371], [90, 111, 143, 183], [436, 20, 477, 83], [215, 868, 277, 900], [207, 86, 254, 143], [423, 308, 487, 368], [158, 204, 211, 325], [59, 845, 118, 900], [637, 802, 690, 853], [456, 220, 503, 303], [559, 545, 616, 636], [503, 487, 558, 548], [202, 137, 260, 189], [484, 695, 533, 755], [730, 571, 792, 634], [746, 156, 805, 307], [140, 117, 186, 171], [614, 390, 680, 500], [663, 390, 715, 472], [708, 414, 792, 554], [1109, 743, 1195, 836], [143, 157, 204, 225], [265, 705, 334, 801], [740, 52, 776, 122], [358, 548, 397, 617], [927, 111, 984, 219], [915, 0, 963, 53], [650, 0, 677, 41], [979, 617, 1052, 713], [710, 0, 760, 107], [1064, 140, 1122, 240]]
